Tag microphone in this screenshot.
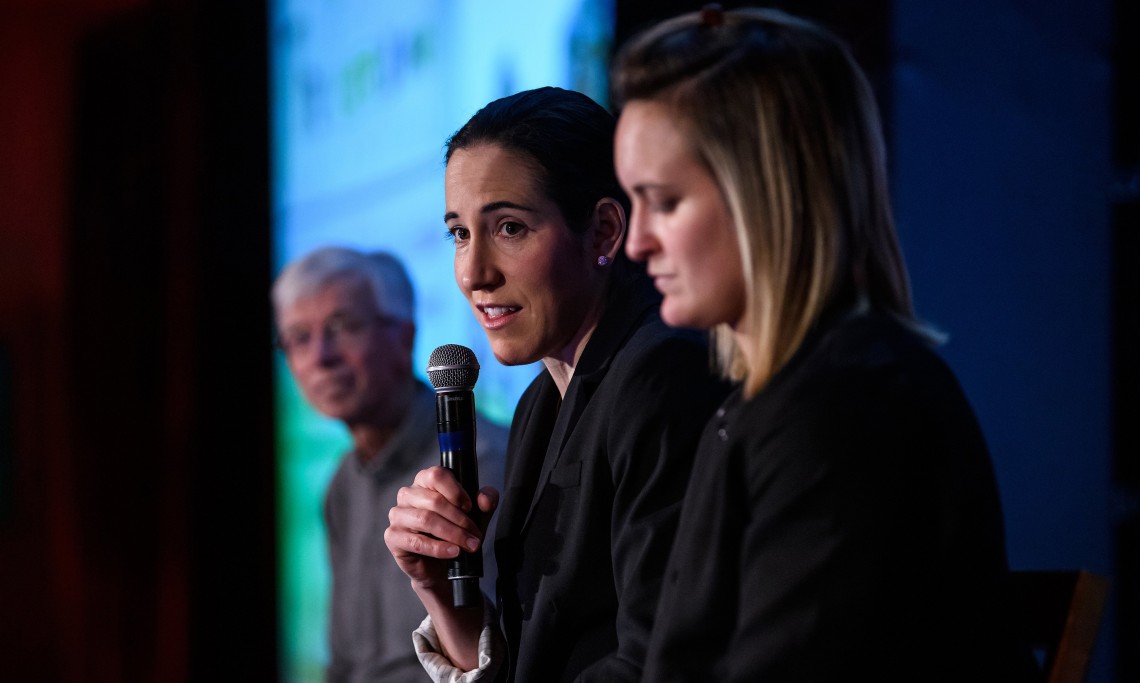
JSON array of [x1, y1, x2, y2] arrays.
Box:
[[426, 344, 484, 608]]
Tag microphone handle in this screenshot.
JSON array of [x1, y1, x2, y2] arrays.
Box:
[[436, 390, 483, 608]]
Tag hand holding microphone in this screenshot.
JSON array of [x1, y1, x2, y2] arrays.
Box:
[[426, 344, 485, 608], [384, 344, 496, 610]]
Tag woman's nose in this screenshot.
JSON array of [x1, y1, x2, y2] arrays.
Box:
[[457, 237, 503, 292], [624, 205, 657, 263]]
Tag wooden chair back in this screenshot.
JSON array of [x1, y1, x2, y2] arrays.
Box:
[[1010, 569, 1110, 683]]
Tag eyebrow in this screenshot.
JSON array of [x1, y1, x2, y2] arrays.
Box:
[[629, 182, 668, 195], [444, 200, 537, 223]]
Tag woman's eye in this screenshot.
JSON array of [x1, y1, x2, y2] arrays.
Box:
[[499, 221, 525, 237], [447, 226, 469, 241], [650, 198, 678, 213]]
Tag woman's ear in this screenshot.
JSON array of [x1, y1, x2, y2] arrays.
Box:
[[590, 197, 627, 263]]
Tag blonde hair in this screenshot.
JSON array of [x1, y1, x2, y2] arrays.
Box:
[[613, 7, 931, 397]]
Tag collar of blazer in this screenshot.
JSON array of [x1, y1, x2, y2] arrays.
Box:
[[516, 272, 660, 533]]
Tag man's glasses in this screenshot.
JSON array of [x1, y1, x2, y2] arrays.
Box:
[[276, 312, 403, 356]]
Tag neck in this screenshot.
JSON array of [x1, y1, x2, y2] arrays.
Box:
[[543, 271, 626, 396], [542, 299, 607, 398]]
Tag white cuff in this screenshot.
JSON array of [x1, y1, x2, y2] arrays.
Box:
[[412, 601, 505, 683]]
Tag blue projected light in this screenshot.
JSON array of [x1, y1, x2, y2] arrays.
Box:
[[270, 1, 613, 680]]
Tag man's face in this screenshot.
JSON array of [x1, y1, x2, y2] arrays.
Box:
[[277, 275, 413, 426]]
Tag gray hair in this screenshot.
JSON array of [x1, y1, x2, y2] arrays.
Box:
[[272, 246, 415, 322]]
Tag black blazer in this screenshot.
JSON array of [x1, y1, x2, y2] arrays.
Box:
[[643, 308, 1040, 682], [493, 275, 729, 683]]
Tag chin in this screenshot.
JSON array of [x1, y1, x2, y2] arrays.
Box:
[[660, 305, 699, 330], [488, 340, 541, 367], [662, 295, 731, 331], [490, 350, 537, 367]]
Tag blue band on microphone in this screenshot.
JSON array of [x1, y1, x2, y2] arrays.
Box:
[[438, 430, 475, 452]]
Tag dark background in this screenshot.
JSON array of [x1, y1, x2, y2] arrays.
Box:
[[0, 0, 1133, 680]]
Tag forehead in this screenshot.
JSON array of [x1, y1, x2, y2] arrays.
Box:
[[444, 144, 548, 210], [277, 274, 376, 327], [616, 102, 713, 195], [616, 101, 689, 157]]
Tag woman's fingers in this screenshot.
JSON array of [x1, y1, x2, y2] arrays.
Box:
[[413, 465, 475, 512], [388, 500, 482, 553], [389, 467, 485, 551], [476, 486, 500, 514], [383, 525, 460, 560], [473, 486, 501, 534]]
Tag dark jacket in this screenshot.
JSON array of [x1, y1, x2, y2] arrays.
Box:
[[642, 308, 1039, 682], [493, 274, 729, 682]]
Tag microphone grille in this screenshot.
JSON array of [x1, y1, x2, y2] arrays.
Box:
[[426, 344, 480, 391]]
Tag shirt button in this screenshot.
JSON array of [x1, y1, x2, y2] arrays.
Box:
[[717, 427, 728, 441], [716, 407, 726, 419]]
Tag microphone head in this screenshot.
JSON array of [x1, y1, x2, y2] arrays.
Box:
[[427, 344, 480, 392]]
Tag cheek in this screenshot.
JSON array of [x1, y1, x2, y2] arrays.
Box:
[[700, 204, 738, 268], [288, 360, 316, 389], [354, 349, 387, 379], [522, 247, 572, 300], [669, 218, 716, 270], [296, 369, 326, 403], [551, 259, 594, 313]]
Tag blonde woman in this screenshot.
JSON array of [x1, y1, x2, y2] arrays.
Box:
[[612, 7, 1039, 681]]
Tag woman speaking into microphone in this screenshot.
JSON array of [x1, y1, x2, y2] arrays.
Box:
[[383, 87, 728, 682]]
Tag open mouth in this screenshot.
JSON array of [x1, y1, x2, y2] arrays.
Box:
[[482, 305, 520, 319], [477, 304, 521, 329]]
